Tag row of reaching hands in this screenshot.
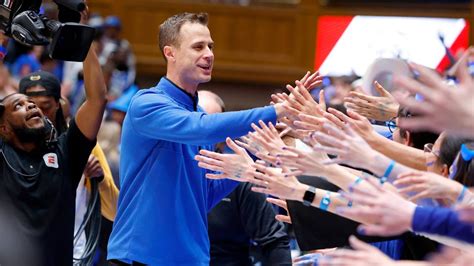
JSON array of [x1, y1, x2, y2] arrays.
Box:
[[195, 48, 474, 265]]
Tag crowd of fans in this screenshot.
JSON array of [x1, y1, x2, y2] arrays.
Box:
[[0, 4, 473, 266]]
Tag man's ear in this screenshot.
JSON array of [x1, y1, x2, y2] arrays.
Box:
[[403, 131, 412, 146], [0, 122, 11, 140], [163, 45, 175, 62], [441, 164, 449, 177]]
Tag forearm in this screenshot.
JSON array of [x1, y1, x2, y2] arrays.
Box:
[[323, 165, 362, 192], [362, 151, 415, 183], [82, 43, 107, 104], [132, 101, 277, 145], [290, 184, 371, 224], [369, 134, 426, 170]]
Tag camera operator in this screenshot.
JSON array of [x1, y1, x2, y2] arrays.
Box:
[[0, 7, 107, 266]]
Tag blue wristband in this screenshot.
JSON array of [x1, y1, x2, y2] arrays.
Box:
[[320, 191, 331, 211], [457, 186, 467, 203], [383, 160, 395, 179], [348, 177, 363, 192]]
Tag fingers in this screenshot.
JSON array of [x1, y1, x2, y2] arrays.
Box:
[[319, 89, 327, 110], [287, 83, 309, 106], [373, 81, 391, 97], [299, 71, 310, 85], [266, 197, 288, 210], [199, 149, 226, 160], [348, 235, 376, 252], [205, 173, 227, 179], [393, 174, 424, 187], [344, 96, 373, 109], [395, 75, 439, 103], [328, 107, 352, 124], [195, 154, 225, 166], [408, 62, 445, 91], [275, 214, 292, 224], [197, 161, 223, 172], [321, 112, 345, 130], [226, 137, 246, 155], [407, 191, 431, 202], [454, 48, 472, 85]]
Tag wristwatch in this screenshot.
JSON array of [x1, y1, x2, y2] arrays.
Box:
[[303, 186, 316, 206]]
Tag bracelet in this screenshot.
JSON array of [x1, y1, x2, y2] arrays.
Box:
[[457, 185, 467, 203], [383, 160, 395, 179], [320, 191, 331, 211], [348, 177, 363, 192]]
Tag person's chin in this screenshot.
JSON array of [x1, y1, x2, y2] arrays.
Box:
[[199, 74, 212, 83]]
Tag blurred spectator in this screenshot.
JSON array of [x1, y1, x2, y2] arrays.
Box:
[[100, 16, 136, 100], [11, 46, 42, 79]]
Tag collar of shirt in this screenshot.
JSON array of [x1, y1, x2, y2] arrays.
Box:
[[158, 77, 199, 111]]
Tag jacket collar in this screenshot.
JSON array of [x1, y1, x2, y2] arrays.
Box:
[[157, 77, 198, 110]]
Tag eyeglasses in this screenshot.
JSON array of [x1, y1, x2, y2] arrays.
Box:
[[424, 143, 440, 157], [385, 118, 398, 133]]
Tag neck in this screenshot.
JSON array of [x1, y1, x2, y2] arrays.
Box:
[[165, 72, 198, 96], [9, 139, 39, 153]]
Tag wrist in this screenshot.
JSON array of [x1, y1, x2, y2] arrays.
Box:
[[404, 201, 417, 231], [447, 182, 464, 203], [293, 183, 310, 202], [274, 103, 285, 118]]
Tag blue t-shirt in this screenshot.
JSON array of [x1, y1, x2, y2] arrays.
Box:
[[107, 77, 277, 265]]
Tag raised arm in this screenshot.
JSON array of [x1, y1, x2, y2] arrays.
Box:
[[75, 43, 107, 140]]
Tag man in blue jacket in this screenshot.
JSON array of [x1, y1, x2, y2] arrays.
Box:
[[107, 12, 301, 265]]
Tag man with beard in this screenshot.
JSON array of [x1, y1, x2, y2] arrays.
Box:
[[0, 41, 107, 265]]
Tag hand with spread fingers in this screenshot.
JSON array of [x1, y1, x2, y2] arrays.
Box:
[[344, 81, 399, 122], [236, 135, 267, 157], [195, 137, 255, 182], [394, 47, 474, 138], [266, 197, 292, 224], [283, 82, 326, 119], [312, 122, 380, 170], [326, 108, 379, 143], [298, 70, 324, 92], [319, 236, 397, 266], [273, 145, 334, 178], [394, 171, 465, 204], [238, 120, 294, 165], [250, 163, 306, 202], [337, 177, 416, 237]]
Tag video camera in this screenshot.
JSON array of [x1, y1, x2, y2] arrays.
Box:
[[0, 0, 95, 61]]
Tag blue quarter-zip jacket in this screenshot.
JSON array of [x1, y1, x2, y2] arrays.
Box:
[[108, 77, 277, 265]]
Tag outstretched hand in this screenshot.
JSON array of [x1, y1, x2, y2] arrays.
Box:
[[394, 47, 474, 138], [344, 81, 399, 122], [394, 171, 464, 203], [266, 197, 292, 224], [319, 236, 396, 266], [195, 137, 255, 182], [250, 163, 305, 202], [336, 177, 416, 237]]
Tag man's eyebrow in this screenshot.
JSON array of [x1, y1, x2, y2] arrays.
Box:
[[11, 98, 20, 106]]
